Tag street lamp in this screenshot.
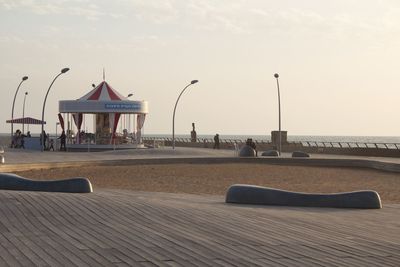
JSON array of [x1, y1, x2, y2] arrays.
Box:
[[41, 67, 70, 151], [274, 73, 282, 156], [22, 92, 28, 134], [172, 80, 199, 149], [127, 93, 133, 132], [11, 76, 28, 143]]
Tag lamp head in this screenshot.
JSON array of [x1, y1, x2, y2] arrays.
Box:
[[22, 76, 28, 81], [191, 80, 199, 84], [274, 73, 279, 78], [61, 68, 70, 74]]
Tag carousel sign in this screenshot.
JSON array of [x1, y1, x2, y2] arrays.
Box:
[[104, 103, 141, 110]]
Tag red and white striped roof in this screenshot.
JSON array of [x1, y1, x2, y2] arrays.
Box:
[[79, 81, 127, 101], [6, 117, 46, 125]]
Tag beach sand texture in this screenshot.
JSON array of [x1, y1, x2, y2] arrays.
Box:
[[15, 163, 400, 203]]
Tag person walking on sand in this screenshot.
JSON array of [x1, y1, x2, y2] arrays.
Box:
[[213, 134, 220, 149]]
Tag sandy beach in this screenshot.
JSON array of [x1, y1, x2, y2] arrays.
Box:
[[15, 163, 400, 203]]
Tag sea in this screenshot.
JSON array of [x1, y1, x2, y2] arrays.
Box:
[[1, 133, 399, 146]]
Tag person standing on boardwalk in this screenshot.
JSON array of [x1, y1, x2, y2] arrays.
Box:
[[59, 130, 66, 151], [40, 130, 47, 150], [49, 139, 54, 151], [213, 134, 220, 149], [190, 123, 197, 142]]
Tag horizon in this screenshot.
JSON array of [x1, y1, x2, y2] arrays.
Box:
[[1, 0, 399, 136]]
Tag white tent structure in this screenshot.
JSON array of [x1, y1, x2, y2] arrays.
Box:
[[59, 81, 148, 150]]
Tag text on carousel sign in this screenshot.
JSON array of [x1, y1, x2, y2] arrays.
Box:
[[104, 103, 141, 110]]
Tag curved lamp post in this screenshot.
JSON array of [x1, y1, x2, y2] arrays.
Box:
[[172, 80, 198, 149], [41, 67, 70, 151], [274, 73, 282, 156], [22, 92, 28, 134], [11, 76, 28, 143], [126, 93, 135, 132]]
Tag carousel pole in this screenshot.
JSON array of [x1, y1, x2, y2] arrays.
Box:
[[127, 93, 133, 143]]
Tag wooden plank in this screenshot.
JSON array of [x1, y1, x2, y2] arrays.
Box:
[[0, 190, 398, 266]]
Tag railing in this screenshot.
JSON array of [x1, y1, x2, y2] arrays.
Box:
[[142, 137, 400, 150], [294, 141, 400, 150], [142, 137, 272, 146]]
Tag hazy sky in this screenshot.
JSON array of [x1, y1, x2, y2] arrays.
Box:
[[1, 0, 399, 136]]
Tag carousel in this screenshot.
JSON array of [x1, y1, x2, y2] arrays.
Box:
[[58, 80, 148, 150]]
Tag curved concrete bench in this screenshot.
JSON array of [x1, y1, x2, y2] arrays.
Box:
[[239, 145, 256, 157], [0, 173, 92, 193], [261, 150, 279, 157], [226, 184, 381, 209], [292, 151, 310, 158]]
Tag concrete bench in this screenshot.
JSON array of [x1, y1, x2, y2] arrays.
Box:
[[226, 184, 382, 209], [0, 173, 93, 193]]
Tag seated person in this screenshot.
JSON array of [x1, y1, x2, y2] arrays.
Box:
[[246, 138, 258, 156]]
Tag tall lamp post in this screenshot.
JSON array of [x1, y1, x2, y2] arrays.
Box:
[[41, 67, 70, 151], [274, 73, 282, 156], [11, 76, 28, 143], [127, 93, 133, 133], [22, 92, 28, 134], [172, 80, 199, 149]]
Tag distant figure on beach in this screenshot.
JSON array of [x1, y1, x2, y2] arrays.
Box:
[[59, 130, 66, 151], [26, 131, 31, 137], [246, 138, 257, 157], [191, 123, 197, 142], [213, 134, 220, 149]]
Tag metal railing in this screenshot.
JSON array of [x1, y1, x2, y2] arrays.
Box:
[[142, 137, 400, 150], [143, 137, 272, 145], [294, 141, 400, 150]]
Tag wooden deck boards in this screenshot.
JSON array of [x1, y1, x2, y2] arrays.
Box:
[[0, 189, 399, 266]]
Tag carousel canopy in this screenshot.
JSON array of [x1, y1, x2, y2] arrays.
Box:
[[59, 80, 148, 114], [6, 117, 46, 124], [79, 81, 128, 101]]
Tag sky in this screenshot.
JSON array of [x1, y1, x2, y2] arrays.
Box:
[[1, 0, 399, 136]]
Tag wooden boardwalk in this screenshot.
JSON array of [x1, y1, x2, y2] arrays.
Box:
[[0, 189, 399, 266]]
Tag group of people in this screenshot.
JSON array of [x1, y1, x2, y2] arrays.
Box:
[[213, 134, 258, 156], [246, 138, 258, 156], [39, 130, 66, 151], [11, 130, 30, 149]]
